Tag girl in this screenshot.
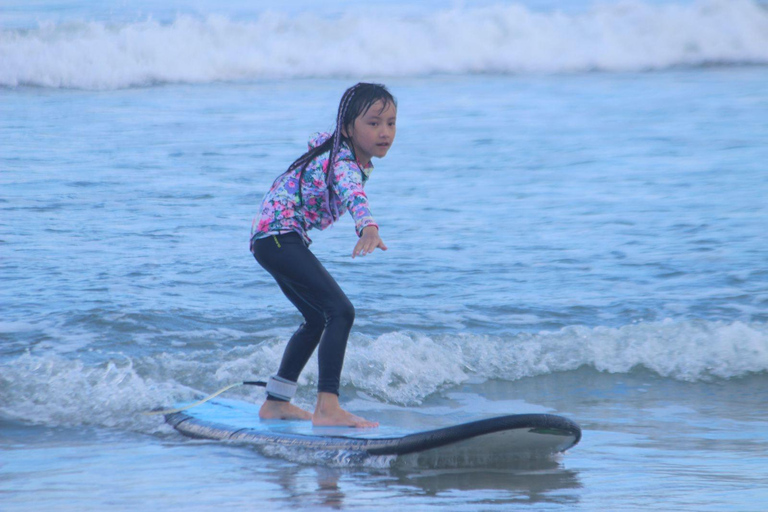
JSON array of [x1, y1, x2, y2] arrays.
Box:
[[250, 83, 397, 428]]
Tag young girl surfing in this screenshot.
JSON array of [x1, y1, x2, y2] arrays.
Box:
[[250, 83, 397, 428]]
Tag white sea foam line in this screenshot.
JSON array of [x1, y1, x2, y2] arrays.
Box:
[[2, 0, 767, 89], [1, 320, 765, 428], [338, 320, 768, 403]]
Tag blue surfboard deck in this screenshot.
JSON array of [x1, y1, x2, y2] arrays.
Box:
[[166, 398, 581, 457]]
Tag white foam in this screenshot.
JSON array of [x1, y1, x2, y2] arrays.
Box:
[[1, 320, 765, 430], [0, 351, 190, 432], [2, 0, 768, 89], [341, 319, 768, 403]]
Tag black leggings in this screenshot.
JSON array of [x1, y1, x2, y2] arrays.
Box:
[[251, 232, 355, 399]]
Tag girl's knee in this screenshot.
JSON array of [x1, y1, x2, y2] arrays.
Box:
[[329, 299, 355, 326], [301, 314, 326, 335], [342, 301, 355, 324]]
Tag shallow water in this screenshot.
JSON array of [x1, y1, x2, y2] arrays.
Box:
[[3, 372, 767, 511], [2, 1, 768, 510]]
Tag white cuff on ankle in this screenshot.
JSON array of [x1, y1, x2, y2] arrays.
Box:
[[265, 375, 297, 401]]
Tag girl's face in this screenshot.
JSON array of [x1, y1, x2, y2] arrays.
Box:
[[346, 100, 397, 167]]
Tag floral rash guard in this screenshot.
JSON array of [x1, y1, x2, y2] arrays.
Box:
[[251, 132, 378, 246]]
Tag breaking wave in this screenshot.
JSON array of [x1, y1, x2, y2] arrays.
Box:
[[2, 0, 768, 89], [1, 319, 765, 430]]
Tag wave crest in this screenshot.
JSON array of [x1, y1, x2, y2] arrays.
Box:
[[344, 320, 768, 403], [1, 320, 765, 430], [2, 0, 768, 89]]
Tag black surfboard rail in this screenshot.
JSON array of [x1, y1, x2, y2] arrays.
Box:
[[166, 411, 581, 456], [370, 413, 582, 455]]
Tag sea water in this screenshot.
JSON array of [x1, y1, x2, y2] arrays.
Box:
[[2, 0, 768, 510]]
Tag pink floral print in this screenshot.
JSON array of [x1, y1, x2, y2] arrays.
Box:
[[251, 133, 378, 245]]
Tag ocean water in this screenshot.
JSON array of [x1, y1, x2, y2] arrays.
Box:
[[2, 0, 768, 510]]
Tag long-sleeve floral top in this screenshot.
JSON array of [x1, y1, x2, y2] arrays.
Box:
[[251, 132, 378, 246]]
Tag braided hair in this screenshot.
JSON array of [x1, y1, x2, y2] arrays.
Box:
[[279, 83, 396, 221]]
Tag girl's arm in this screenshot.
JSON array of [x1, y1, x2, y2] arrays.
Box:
[[332, 159, 386, 257], [353, 225, 387, 258]]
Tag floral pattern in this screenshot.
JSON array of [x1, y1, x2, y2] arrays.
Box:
[[251, 132, 377, 245]]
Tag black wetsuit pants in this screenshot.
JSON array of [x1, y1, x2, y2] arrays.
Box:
[[251, 232, 354, 400]]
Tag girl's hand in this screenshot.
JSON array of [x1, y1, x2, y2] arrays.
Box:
[[352, 226, 388, 258]]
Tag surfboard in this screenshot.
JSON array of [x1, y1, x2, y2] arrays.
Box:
[[165, 398, 581, 459]]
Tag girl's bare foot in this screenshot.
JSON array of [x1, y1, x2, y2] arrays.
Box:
[[312, 392, 378, 428], [259, 400, 312, 421]]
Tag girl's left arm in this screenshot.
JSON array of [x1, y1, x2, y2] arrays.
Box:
[[333, 160, 387, 257], [333, 159, 378, 236], [353, 225, 387, 258]]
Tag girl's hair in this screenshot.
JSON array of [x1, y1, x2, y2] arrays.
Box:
[[282, 82, 396, 220]]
